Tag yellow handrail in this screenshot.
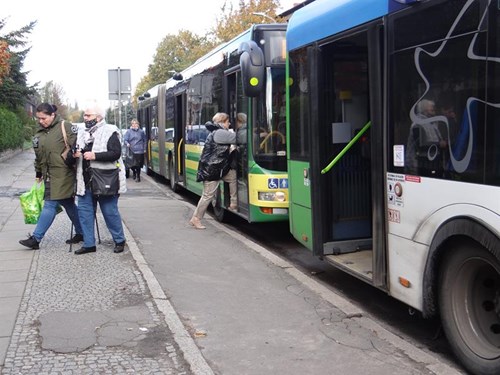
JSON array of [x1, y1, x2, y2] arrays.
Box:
[[177, 138, 184, 174]]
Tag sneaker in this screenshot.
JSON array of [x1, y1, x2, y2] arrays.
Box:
[[19, 234, 40, 250], [114, 242, 126, 253], [74, 246, 96, 255], [65, 233, 84, 244]]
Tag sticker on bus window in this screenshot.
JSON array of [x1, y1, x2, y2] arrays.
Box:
[[393, 145, 404, 167], [388, 209, 401, 223]]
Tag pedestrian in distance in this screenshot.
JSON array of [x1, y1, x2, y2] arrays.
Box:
[[69, 102, 127, 254], [123, 118, 147, 182], [189, 112, 237, 229], [19, 103, 84, 250]]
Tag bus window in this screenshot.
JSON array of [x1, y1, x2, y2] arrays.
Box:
[[288, 48, 310, 161], [186, 125, 209, 145], [252, 66, 287, 171], [389, 0, 491, 184]]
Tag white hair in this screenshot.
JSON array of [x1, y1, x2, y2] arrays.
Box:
[[83, 101, 106, 119]]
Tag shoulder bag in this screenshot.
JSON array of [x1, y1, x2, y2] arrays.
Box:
[[60, 121, 71, 160], [91, 168, 120, 196]]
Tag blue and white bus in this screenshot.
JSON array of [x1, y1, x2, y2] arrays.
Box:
[[286, 1, 500, 374]]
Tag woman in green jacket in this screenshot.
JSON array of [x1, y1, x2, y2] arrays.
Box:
[[19, 103, 83, 249]]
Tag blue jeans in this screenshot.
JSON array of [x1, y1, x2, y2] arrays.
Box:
[[33, 198, 82, 242], [77, 190, 125, 248]]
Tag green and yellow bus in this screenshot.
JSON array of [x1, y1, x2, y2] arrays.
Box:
[[138, 23, 288, 223]]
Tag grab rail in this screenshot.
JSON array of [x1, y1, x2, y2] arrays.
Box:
[[321, 121, 371, 174]]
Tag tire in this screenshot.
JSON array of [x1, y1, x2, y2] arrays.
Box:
[[211, 187, 226, 222], [169, 159, 179, 192], [438, 240, 500, 375]]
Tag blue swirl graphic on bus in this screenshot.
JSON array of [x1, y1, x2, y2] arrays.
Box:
[[410, 0, 500, 174]]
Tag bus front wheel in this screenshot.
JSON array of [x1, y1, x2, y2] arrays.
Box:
[[211, 187, 226, 222], [438, 240, 500, 375]]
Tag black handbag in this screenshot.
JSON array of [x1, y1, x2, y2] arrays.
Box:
[[91, 168, 119, 196]]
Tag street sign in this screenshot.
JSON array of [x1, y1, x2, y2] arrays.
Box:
[[108, 68, 131, 100]]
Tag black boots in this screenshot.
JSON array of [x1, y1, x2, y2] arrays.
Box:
[[65, 233, 84, 244], [114, 242, 126, 253], [19, 234, 40, 250], [74, 246, 97, 255]]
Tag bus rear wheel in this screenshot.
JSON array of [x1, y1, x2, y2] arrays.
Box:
[[438, 240, 500, 375]]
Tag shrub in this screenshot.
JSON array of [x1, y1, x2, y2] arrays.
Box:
[[0, 107, 23, 152]]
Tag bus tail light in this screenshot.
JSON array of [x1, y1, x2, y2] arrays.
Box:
[[259, 207, 288, 215]]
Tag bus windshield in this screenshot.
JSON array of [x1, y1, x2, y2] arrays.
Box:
[[252, 66, 287, 172]]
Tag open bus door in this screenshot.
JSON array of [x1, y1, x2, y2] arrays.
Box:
[[225, 68, 250, 218], [171, 91, 185, 192], [308, 23, 386, 287]]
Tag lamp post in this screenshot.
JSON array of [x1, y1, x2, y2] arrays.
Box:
[[252, 12, 276, 23]]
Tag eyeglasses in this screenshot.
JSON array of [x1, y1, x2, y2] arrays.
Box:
[[83, 113, 96, 117]]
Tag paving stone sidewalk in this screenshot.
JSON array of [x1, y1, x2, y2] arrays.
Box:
[[2, 213, 191, 374]]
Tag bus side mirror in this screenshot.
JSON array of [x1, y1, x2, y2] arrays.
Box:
[[239, 41, 265, 97]]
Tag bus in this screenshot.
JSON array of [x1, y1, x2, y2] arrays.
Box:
[[285, 0, 500, 374], [138, 23, 289, 223]]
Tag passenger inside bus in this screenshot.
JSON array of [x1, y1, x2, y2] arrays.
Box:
[[405, 99, 448, 177]]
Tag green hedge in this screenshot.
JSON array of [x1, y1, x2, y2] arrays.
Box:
[[0, 107, 36, 152]]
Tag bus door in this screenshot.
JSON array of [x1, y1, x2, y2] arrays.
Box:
[[140, 102, 154, 172], [313, 30, 374, 255], [174, 92, 185, 186], [157, 85, 167, 177], [226, 68, 250, 216]]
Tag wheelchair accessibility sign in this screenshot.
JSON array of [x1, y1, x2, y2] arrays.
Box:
[[268, 178, 288, 189]]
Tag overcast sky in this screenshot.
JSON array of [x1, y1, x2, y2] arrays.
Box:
[[3, 0, 296, 110]]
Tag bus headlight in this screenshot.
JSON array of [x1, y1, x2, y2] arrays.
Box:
[[258, 191, 287, 202]]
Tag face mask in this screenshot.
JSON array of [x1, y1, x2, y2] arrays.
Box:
[[84, 119, 98, 128]]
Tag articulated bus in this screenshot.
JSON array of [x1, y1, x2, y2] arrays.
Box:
[[138, 23, 289, 222], [286, 0, 500, 374]]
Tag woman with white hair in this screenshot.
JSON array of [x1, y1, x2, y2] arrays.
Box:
[[70, 102, 127, 254]]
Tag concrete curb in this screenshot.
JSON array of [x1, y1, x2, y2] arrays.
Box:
[[122, 221, 215, 375]]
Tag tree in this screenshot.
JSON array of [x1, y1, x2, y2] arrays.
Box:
[[212, 0, 282, 43], [38, 80, 69, 118], [134, 0, 283, 99], [0, 18, 37, 110], [134, 30, 216, 99], [0, 40, 10, 85]]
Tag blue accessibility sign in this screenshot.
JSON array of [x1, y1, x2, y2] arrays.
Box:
[[268, 178, 288, 189], [268, 178, 279, 189]]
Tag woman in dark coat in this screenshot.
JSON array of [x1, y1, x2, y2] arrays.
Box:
[[19, 103, 83, 249], [189, 112, 237, 229]]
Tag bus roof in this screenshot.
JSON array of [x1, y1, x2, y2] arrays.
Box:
[[166, 23, 287, 89], [287, 0, 414, 51]]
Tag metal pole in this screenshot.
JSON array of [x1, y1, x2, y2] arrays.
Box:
[[118, 67, 122, 131]]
